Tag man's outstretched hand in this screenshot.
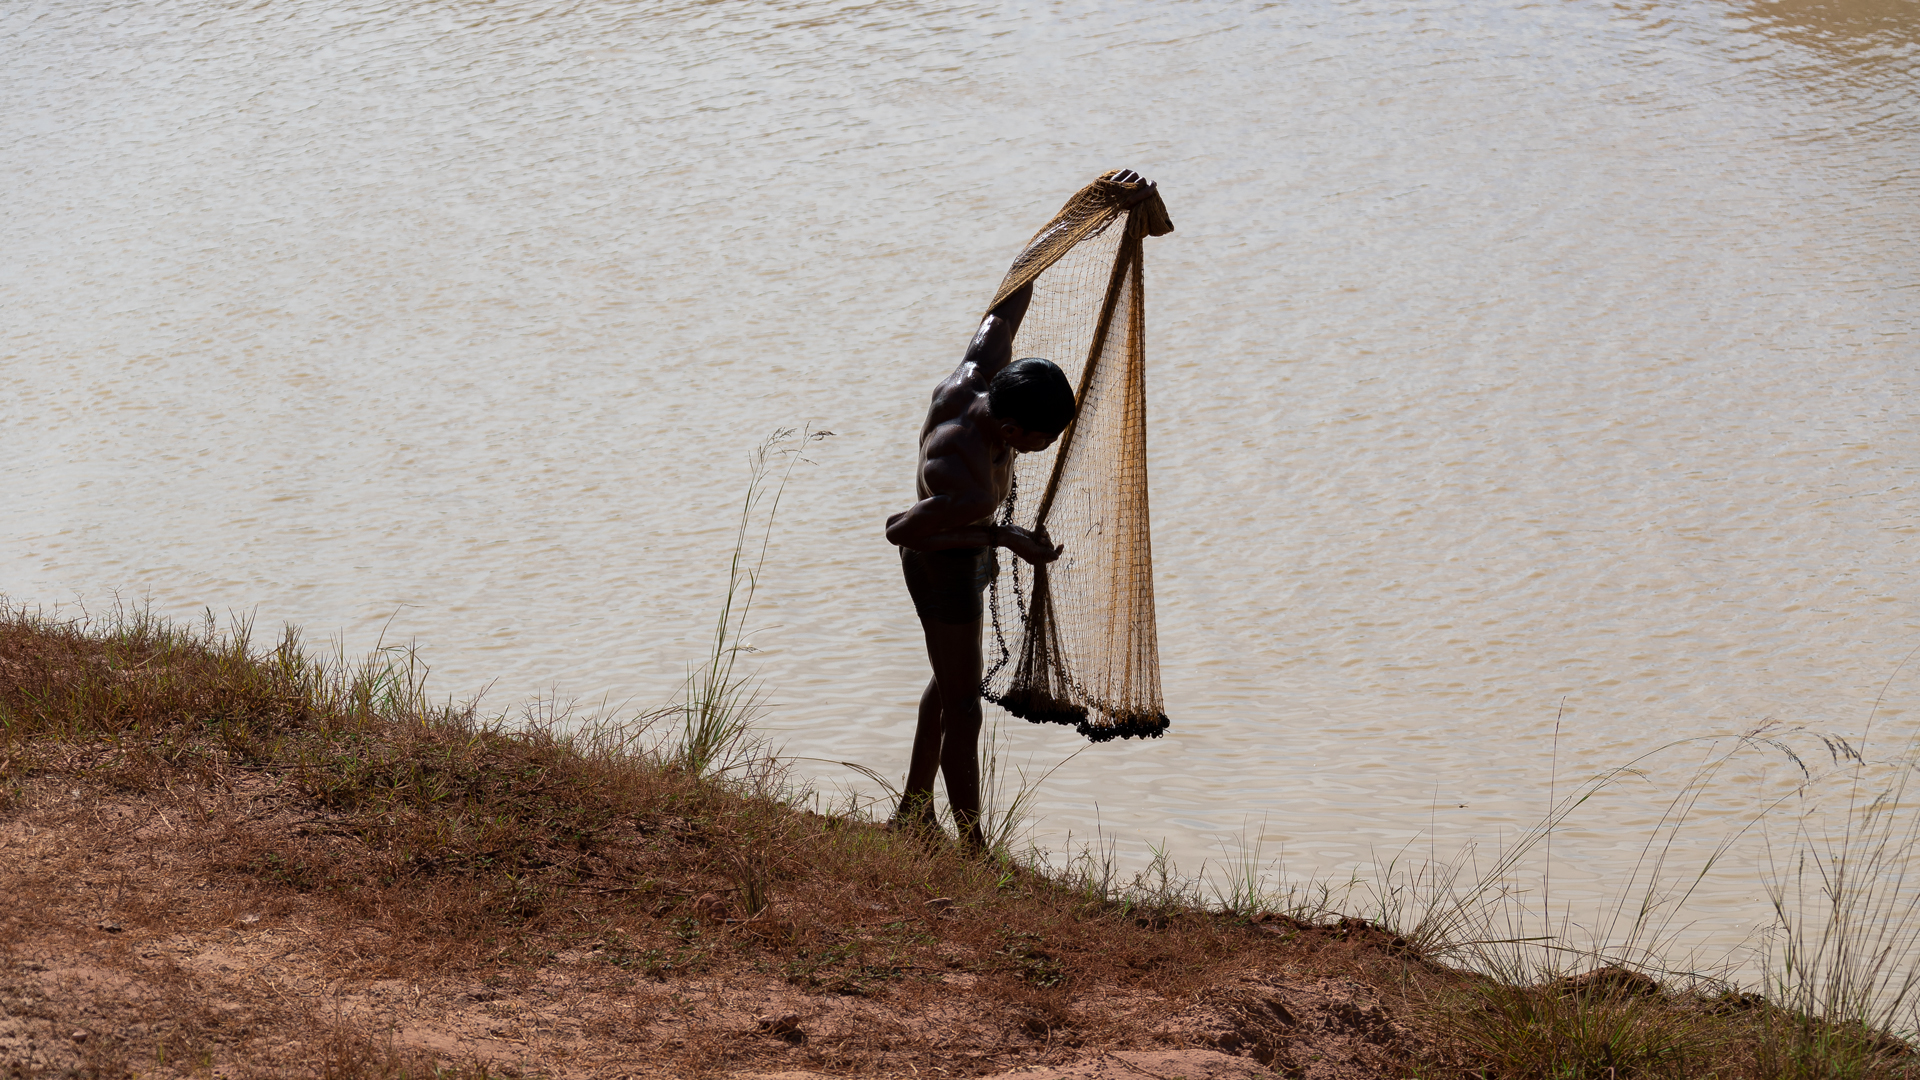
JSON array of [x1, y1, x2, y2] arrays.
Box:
[[1110, 168, 1158, 208]]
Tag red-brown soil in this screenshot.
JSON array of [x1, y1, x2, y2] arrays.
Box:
[[0, 771, 1449, 1079]]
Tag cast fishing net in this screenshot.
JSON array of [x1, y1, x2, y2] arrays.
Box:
[[982, 171, 1175, 742]]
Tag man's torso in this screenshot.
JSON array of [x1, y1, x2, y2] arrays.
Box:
[[915, 363, 1014, 522]]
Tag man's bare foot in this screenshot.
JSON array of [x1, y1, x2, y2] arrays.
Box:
[[889, 794, 945, 845], [888, 818, 949, 852]]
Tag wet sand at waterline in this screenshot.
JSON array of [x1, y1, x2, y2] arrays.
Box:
[[5, 0, 1917, 979]]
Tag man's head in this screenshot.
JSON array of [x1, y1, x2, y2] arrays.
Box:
[[987, 357, 1076, 452]]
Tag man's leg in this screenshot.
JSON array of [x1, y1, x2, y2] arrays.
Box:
[[920, 617, 987, 850], [897, 677, 943, 830]]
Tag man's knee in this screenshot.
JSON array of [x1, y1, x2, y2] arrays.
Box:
[[937, 695, 982, 735], [933, 674, 980, 708]]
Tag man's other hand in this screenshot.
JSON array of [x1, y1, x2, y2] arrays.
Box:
[[1005, 525, 1064, 566]]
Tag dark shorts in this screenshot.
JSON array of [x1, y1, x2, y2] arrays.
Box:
[[900, 546, 999, 626]]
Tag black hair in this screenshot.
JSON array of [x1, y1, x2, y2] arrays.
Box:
[[987, 357, 1076, 435]]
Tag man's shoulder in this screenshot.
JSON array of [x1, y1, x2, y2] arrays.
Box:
[[932, 360, 989, 402], [924, 366, 987, 429]]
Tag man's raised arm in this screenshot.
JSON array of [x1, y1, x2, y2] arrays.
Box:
[[958, 169, 1158, 383], [958, 282, 1033, 382]]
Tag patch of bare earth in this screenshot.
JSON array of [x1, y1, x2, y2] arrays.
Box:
[[0, 773, 1445, 1079]]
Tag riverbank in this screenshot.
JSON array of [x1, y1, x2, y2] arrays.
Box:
[[0, 604, 1909, 1078]]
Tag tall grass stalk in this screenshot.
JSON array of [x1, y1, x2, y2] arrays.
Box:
[[1384, 714, 1920, 1078], [975, 713, 1084, 861], [1404, 731, 1799, 977], [672, 426, 830, 779], [1416, 715, 1920, 1043], [1205, 821, 1279, 919], [1757, 656, 1920, 1054]]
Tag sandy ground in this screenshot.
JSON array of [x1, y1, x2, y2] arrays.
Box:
[[1, 785, 1417, 1079]]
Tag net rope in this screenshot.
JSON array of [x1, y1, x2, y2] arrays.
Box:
[[981, 171, 1174, 742]]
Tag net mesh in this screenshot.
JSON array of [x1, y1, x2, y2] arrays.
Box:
[[982, 171, 1174, 743]]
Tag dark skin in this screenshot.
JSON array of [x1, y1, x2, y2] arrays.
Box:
[[885, 169, 1158, 849]]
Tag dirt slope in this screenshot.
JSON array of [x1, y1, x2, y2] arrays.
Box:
[[1, 777, 1430, 1079]]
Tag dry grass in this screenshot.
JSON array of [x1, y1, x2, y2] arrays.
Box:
[[4, 599, 1918, 1078], [0, 600, 1463, 1077]]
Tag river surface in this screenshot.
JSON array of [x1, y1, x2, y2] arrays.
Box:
[[6, 0, 1918, 980]]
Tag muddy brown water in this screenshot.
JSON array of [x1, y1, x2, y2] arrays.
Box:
[[5, 0, 1917, 984]]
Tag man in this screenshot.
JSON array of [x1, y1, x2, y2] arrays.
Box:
[[885, 169, 1157, 848]]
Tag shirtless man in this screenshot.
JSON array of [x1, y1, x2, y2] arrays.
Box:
[[884, 170, 1157, 848]]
